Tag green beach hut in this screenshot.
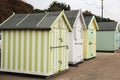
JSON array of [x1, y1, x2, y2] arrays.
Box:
[[97, 22, 119, 51], [83, 15, 99, 59], [0, 11, 72, 76]]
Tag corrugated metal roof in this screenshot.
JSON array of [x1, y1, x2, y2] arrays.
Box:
[[0, 11, 60, 30], [83, 16, 93, 28], [98, 22, 118, 31], [65, 10, 79, 27]]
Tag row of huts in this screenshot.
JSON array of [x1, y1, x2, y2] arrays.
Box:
[[0, 10, 119, 76]]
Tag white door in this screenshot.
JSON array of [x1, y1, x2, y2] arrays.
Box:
[[73, 25, 83, 63]]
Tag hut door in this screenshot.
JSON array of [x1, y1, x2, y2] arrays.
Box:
[[116, 31, 119, 50], [51, 18, 68, 72], [74, 26, 83, 61], [51, 28, 60, 72], [58, 27, 68, 71], [88, 30, 95, 57], [51, 27, 68, 72]]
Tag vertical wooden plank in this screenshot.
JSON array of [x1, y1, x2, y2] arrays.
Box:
[[47, 32, 49, 73], [18, 31, 21, 70], [26, 30, 30, 72], [23, 31, 27, 71], [2, 31, 5, 69], [13, 31, 16, 70], [20, 31, 24, 71], [41, 31, 44, 72], [35, 31, 38, 72], [15, 31, 19, 71], [7, 31, 11, 69], [29, 31, 32, 71], [44, 32, 47, 73], [32, 31, 35, 72], [10, 31, 13, 70], [37, 31, 41, 73], [5, 31, 8, 69]]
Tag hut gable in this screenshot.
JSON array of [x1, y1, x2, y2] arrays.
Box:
[[97, 22, 118, 31], [84, 16, 98, 30], [65, 10, 79, 27], [65, 10, 86, 29]]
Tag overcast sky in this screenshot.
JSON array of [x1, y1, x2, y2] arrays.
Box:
[[24, 0, 120, 22]]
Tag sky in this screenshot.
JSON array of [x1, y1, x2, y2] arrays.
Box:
[[24, 0, 120, 22]]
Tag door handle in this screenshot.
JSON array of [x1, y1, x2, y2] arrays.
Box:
[[59, 38, 63, 42], [75, 43, 82, 45], [58, 61, 62, 65], [89, 43, 93, 45]]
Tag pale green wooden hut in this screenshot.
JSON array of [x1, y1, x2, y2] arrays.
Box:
[[97, 22, 119, 51], [83, 15, 99, 59], [0, 11, 72, 76]]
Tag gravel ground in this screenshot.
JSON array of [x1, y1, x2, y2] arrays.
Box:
[[0, 51, 120, 80]]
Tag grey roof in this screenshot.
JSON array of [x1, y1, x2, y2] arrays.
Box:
[[83, 16, 93, 28], [0, 11, 61, 30], [65, 10, 79, 27], [118, 24, 120, 32], [97, 22, 118, 31]]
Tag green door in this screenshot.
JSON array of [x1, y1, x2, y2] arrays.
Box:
[[116, 31, 119, 50], [51, 28, 60, 73], [88, 30, 95, 58], [51, 27, 68, 73], [59, 27, 68, 71]]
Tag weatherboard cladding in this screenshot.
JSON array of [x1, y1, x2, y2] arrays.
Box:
[[65, 10, 79, 27], [0, 12, 60, 30], [83, 16, 93, 28], [1, 30, 49, 73], [97, 22, 117, 31]]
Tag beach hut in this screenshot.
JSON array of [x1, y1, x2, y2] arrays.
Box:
[[97, 22, 119, 51], [0, 11, 72, 76], [118, 24, 120, 48], [65, 10, 86, 65], [83, 15, 99, 59]]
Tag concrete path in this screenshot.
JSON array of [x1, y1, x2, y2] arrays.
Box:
[[0, 52, 120, 80]]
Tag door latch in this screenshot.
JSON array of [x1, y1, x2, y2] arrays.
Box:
[[59, 38, 63, 42], [89, 43, 93, 45], [58, 61, 62, 65]]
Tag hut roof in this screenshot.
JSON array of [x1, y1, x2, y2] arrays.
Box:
[[97, 22, 118, 31], [65, 10, 79, 27], [83, 15, 93, 28], [0, 11, 61, 30]]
